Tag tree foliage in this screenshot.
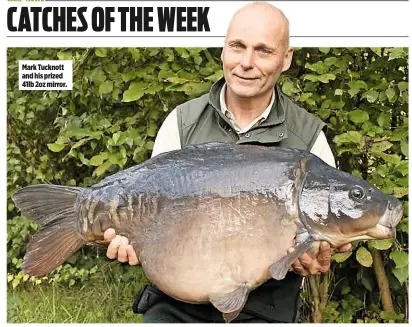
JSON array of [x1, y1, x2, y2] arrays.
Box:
[[7, 47, 408, 322]]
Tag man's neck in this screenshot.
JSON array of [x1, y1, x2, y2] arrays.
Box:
[[225, 88, 274, 129]]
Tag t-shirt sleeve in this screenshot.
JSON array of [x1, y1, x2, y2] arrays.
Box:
[[151, 109, 182, 158], [309, 131, 336, 168]]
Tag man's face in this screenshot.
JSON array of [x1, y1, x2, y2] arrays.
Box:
[[221, 9, 293, 99]]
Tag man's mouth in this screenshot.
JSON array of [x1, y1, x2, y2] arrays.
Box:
[[234, 74, 259, 81]]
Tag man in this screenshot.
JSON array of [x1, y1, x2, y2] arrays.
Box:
[[104, 2, 351, 323]]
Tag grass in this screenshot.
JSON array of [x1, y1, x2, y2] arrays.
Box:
[[7, 269, 147, 323]]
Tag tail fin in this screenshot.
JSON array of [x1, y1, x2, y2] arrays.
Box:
[[12, 184, 88, 276]]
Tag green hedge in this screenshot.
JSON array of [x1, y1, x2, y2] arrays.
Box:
[[7, 47, 408, 322]]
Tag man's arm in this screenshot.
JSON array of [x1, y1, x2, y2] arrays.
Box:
[[309, 131, 336, 168], [151, 109, 181, 157]]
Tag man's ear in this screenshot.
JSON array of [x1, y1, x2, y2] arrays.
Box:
[[282, 47, 294, 72]]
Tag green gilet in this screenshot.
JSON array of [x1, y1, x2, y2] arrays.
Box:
[[177, 78, 325, 150], [170, 78, 325, 323]]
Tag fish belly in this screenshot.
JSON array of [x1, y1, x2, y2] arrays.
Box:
[[138, 194, 298, 303]]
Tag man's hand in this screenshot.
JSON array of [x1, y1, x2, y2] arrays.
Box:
[[289, 241, 352, 276], [104, 228, 140, 265]]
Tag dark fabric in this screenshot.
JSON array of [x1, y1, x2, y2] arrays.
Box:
[[137, 274, 302, 323], [143, 302, 282, 323]]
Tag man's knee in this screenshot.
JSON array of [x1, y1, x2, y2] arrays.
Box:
[[143, 304, 179, 323], [143, 302, 196, 323]]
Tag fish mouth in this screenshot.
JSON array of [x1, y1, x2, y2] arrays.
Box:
[[381, 201, 403, 227], [390, 202, 404, 226], [366, 223, 396, 239], [368, 201, 403, 239]]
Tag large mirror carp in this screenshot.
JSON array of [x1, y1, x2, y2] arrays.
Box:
[[12, 142, 403, 322]]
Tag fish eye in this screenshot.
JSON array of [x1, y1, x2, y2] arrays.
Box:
[[350, 186, 365, 202]]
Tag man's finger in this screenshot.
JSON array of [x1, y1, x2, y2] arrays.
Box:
[[337, 243, 352, 253], [126, 245, 140, 265], [296, 252, 313, 269], [106, 235, 122, 259], [103, 228, 116, 242], [316, 241, 331, 268], [298, 252, 324, 275], [117, 239, 129, 263], [307, 242, 321, 259], [291, 259, 309, 277], [287, 248, 307, 276]]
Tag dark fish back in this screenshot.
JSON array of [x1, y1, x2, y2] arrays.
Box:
[[98, 143, 308, 200]]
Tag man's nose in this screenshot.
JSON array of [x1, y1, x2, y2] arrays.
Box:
[[240, 48, 254, 70]]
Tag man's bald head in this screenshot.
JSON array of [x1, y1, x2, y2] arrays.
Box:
[[227, 2, 290, 48], [221, 1, 294, 102]]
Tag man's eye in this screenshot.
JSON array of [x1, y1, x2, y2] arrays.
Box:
[[259, 48, 272, 55], [230, 43, 242, 49]]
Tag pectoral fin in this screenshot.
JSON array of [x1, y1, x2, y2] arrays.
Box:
[[223, 311, 242, 323], [269, 236, 315, 280], [209, 284, 250, 323]]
